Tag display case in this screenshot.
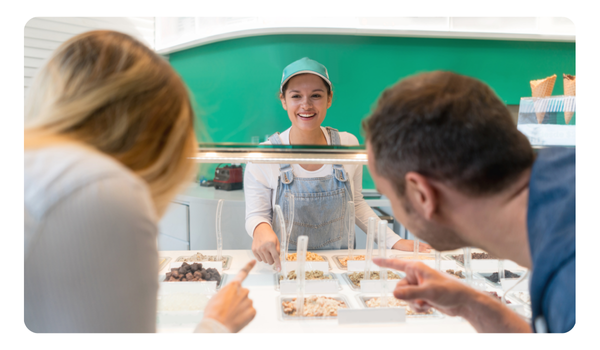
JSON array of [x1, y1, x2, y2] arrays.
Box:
[[517, 95, 576, 147], [158, 143, 402, 252]]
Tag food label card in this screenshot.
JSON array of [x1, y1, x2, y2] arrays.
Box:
[[350, 258, 458, 271], [158, 279, 217, 294], [283, 261, 329, 274], [418, 260, 458, 270], [279, 280, 339, 294], [338, 308, 406, 324], [347, 260, 367, 271], [463, 259, 524, 272], [348, 260, 401, 272], [468, 260, 499, 271], [501, 277, 529, 291], [360, 279, 399, 293]]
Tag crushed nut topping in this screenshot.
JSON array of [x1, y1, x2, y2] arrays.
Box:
[[279, 270, 332, 281], [337, 255, 366, 267], [286, 252, 325, 261], [282, 296, 347, 317], [365, 297, 434, 315], [348, 271, 401, 286]]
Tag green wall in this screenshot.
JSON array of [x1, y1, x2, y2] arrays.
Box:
[[169, 34, 575, 189]]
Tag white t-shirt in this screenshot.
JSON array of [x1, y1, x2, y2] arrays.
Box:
[[243, 126, 402, 248]]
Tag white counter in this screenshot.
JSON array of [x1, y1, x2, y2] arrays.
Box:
[[156, 249, 478, 333]]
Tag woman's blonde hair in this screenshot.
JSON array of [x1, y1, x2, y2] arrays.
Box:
[[24, 30, 197, 217]]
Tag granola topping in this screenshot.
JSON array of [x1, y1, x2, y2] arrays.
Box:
[[282, 296, 347, 317]]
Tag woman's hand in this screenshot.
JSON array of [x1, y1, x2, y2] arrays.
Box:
[[392, 239, 432, 252], [202, 260, 257, 332], [251, 223, 282, 271]]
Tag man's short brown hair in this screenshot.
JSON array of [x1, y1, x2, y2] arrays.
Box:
[[363, 71, 534, 196]]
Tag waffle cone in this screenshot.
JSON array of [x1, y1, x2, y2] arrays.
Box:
[[563, 74, 576, 124], [564, 112, 574, 124], [563, 74, 576, 96], [530, 74, 557, 123]]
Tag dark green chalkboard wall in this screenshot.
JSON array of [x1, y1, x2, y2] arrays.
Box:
[[169, 34, 575, 189]]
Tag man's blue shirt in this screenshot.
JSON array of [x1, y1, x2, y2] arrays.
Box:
[[527, 147, 575, 333]]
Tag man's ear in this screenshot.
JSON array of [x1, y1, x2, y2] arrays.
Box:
[[280, 94, 287, 110], [327, 92, 333, 109], [404, 172, 437, 220]]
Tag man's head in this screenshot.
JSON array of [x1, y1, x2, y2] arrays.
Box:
[[363, 71, 534, 250]]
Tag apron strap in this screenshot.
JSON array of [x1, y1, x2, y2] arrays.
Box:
[[269, 132, 294, 184], [326, 127, 349, 183]]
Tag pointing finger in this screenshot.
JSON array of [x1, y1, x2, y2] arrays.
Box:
[[372, 258, 410, 272], [232, 260, 256, 283]]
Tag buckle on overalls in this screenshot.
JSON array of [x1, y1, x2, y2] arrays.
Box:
[[333, 164, 348, 182], [280, 164, 294, 184]]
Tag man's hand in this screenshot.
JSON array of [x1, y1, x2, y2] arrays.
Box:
[[203, 260, 257, 332], [391, 239, 432, 253], [251, 223, 281, 271], [373, 257, 470, 316], [373, 258, 532, 332]]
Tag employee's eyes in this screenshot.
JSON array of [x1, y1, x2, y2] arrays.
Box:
[[292, 94, 301, 98], [312, 94, 322, 98]]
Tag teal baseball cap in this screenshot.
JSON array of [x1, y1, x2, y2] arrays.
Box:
[[280, 57, 332, 93]]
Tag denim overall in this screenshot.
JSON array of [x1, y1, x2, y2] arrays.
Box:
[[270, 127, 354, 250]]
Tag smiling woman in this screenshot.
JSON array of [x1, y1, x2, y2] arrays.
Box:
[[243, 57, 430, 270]]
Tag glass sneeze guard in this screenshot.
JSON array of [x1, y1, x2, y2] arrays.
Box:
[[193, 143, 368, 164]]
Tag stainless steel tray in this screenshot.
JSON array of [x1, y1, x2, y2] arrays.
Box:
[[275, 254, 332, 271], [341, 271, 404, 291], [274, 271, 341, 291], [331, 254, 367, 270], [476, 271, 526, 289], [355, 294, 444, 318], [161, 272, 227, 290], [443, 253, 496, 268], [391, 253, 438, 261], [158, 256, 171, 271], [278, 294, 352, 321], [175, 254, 232, 270]]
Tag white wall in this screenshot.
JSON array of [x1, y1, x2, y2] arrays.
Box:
[[155, 17, 575, 54], [24, 17, 154, 97]]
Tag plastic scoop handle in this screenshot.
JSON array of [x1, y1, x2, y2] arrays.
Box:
[[378, 220, 388, 307], [285, 193, 295, 255], [364, 217, 377, 280], [215, 199, 224, 261], [464, 247, 473, 286], [413, 239, 419, 259], [274, 204, 288, 278], [347, 201, 355, 259], [296, 235, 308, 318]]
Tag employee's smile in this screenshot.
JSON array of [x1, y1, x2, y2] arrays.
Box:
[[298, 112, 316, 120]]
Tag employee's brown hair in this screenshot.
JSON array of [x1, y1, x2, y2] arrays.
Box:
[[24, 30, 197, 217], [363, 71, 534, 197]]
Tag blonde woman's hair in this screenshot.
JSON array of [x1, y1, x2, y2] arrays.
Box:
[[24, 30, 197, 217]]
